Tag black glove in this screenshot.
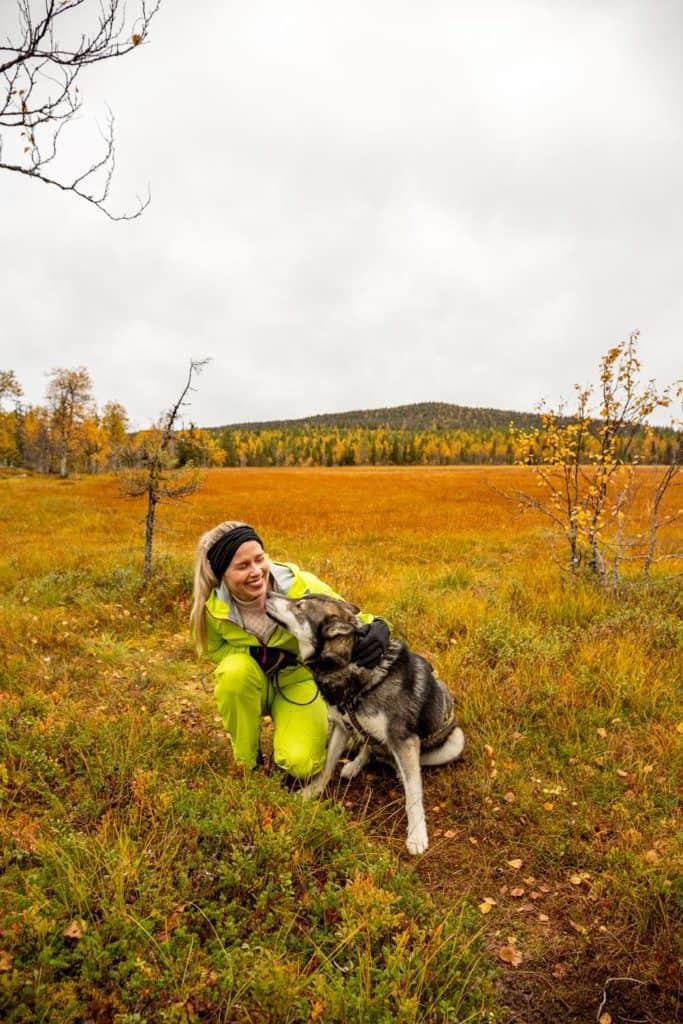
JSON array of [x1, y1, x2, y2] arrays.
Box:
[[352, 619, 390, 669], [249, 646, 299, 677]]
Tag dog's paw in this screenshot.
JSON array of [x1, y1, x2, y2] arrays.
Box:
[[300, 780, 324, 801], [340, 758, 365, 780], [406, 826, 429, 856]]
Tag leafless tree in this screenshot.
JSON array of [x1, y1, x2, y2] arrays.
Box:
[[1, 0, 161, 219], [120, 359, 209, 581]]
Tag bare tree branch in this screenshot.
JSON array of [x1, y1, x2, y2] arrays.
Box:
[[1, 0, 161, 219]]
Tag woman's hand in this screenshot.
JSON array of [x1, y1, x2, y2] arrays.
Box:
[[353, 619, 390, 668]]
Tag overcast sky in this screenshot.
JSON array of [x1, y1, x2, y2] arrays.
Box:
[[2, 0, 682, 429]]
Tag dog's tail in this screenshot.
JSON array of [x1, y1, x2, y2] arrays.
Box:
[[420, 726, 465, 766]]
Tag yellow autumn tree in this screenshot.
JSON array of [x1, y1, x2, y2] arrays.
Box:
[[510, 332, 681, 584]]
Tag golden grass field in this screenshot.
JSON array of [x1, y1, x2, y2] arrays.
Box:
[[1, 467, 681, 1023]]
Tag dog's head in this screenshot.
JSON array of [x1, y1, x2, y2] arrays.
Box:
[[265, 593, 360, 667]]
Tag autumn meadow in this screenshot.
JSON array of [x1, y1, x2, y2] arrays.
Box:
[[0, 466, 681, 1023]]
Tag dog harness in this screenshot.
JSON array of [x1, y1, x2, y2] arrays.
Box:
[[337, 640, 460, 752]]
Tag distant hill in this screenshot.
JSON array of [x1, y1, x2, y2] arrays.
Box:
[[204, 400, 678, 467], [216, 401, 543, 433]]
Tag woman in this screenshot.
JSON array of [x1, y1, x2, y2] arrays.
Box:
[[191, 521, 389, 779]]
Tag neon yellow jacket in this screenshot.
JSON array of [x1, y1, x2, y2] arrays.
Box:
[[204, 561, 374, 665]]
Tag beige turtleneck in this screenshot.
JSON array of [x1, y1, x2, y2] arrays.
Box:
[[232, 593, 276, 643]]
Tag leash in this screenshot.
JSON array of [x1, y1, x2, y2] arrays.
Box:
[[271, 671, 320, 707], [251, 645, 321, 707]]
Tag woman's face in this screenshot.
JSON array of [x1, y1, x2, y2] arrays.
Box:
[[223, 540, 270, 603]]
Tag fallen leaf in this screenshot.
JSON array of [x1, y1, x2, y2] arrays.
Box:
[[598, 1014, 612, 1024], [616, 769, 629, 779], [498, 944, 523, 966], [478, 901, 494, 915], [538, 913, 549, 922], [596, 727, 607, 738], [542, 801, 554, 812], [569, 919, 588, 936], [551, 963, 567, 979], [510, 887, 525, 898], [506, 858, 523, 869], [503, 791, 516, 803], [523, 875, 536, 885], [63, 918, 87, 941], [0, 950, 13, 971], [468, 836, 479, 845], [644, 849, 659, 863], [483, 744, 494, 757], [569, 874, 583, 886], [444, 829, 458, 839]]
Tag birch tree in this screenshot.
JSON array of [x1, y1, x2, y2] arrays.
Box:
[[45, 364, 92, 477], [509, 332, 681, 584]]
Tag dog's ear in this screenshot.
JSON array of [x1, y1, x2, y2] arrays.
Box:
[[340, 601, 360, 615], [319, 619, 355, 667], [322, 618, 356, 639]]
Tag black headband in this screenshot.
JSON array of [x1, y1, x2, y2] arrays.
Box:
[[207, 525, 264, 581]]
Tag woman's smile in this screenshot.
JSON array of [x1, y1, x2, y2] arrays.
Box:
[[223, 540, 271, 604]]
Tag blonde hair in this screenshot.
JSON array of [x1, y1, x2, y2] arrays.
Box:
[[191, 520, 248, 655]]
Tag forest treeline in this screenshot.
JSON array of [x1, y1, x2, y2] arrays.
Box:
[[0, 367, 225, 477], [0, 370, 679, 475]]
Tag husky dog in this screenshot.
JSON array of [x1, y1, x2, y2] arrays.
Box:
[[265, 593, 465, 855]]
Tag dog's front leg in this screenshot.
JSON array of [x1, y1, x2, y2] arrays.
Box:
[[392, 735, 428, 855], [300, 721, 349, 800], [340, 740, 371, 779]]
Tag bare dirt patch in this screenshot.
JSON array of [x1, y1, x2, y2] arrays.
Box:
[[329, 759, 681, 1024]]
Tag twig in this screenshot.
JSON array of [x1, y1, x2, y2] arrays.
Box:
[[596, 976, 647, 1022]]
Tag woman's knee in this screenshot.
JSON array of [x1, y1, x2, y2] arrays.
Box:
[[273, 740, 326, 780]]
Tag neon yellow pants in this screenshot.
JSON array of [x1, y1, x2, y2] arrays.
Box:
[[213, 653, 328, 779]]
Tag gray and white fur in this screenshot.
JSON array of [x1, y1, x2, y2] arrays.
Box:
[[265, 593, 465, 855]]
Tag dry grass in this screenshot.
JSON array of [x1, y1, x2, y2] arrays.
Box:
[[0, 466, 681, 1023]]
